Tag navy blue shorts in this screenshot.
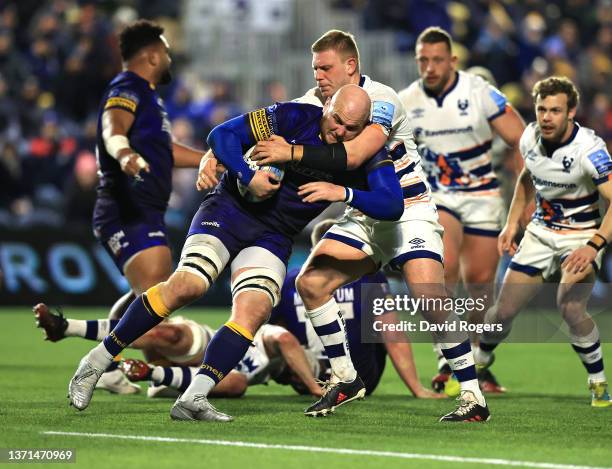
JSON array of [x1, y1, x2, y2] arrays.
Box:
[[93, 198, 169, 274], [187, 191, 293, 266]]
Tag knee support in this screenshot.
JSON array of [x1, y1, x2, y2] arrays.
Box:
[[176, 234, 229, 288], [231, 268, 283, 307]]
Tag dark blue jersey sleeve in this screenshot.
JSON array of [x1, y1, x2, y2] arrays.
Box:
[[207, 102, 317, 186], [344, 148, 403, 220]]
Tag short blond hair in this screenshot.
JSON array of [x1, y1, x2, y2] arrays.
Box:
[[311, 29, 360, 68]]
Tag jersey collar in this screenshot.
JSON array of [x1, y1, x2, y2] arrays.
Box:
[[539, 122, 580, 158], [422, 71, 459, 107], [359, 75, 367, 87]]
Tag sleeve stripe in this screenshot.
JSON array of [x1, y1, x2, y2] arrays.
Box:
[[105, 97, 137, 112], [247, 108, 272, 141]]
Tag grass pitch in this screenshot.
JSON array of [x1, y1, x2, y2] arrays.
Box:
[[1, 307, 611, 469]]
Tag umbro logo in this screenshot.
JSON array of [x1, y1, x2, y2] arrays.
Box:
[[409, 238, 425, 245], [412, 108, 425, 119], [454, 358, 468, 367]]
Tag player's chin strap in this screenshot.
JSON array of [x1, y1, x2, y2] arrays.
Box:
[[231, 267, 283, 307]]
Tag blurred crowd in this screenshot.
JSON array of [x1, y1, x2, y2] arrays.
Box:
[[0, 0, 245, 229], [0, 0, 610, 230], [339, 0, 612, 141]]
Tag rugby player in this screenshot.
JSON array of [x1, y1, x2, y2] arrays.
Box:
[[474, 76, 612, 407], [249, 30, 489, 421], [34, 20, 205, 394], [66, 84, 405, 421], [397, 27, 525, 392]]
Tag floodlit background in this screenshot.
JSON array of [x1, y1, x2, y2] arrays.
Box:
[[0, 0, 611, 305]]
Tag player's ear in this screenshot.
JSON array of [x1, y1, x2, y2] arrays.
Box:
[[147, 48, 160, 67], [568, 105, 577, 121], [345, 57, 357, 75]]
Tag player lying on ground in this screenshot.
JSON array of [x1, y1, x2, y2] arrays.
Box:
[[35, 306, 323, 397], [67, 84, 405, 422], [474, 76, 612, 408]]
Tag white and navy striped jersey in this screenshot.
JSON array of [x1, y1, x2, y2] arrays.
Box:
[[297, 75, 431, 218], [520, 122, 612, 231], [398, 71, 508, 194]]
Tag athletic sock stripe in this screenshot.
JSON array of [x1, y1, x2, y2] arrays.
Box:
[[179, 367, 192, 392], [453, 367, 477, 382], [233, 283, 274, 301], [314, 321, 342, 336], [184, 253, 219, 275], [571, 341, 601, 354], [324, 343, 346, 358], [585, 360, 604, 374], [85, 321, 98, 340], [441, 341, 471, 360], [162, 367, 174, 386], [183, 262, 213, 286]]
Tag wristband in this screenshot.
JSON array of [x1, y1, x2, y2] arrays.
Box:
[[587, 240, 605, 252], [105, 134, 130, 159], [593, 233, 608, 246], [344, 187, 354, 204]]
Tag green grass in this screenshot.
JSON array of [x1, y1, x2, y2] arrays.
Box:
[[1, 307, 611, 469]]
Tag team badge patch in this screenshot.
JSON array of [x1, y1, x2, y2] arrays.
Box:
[[372, 101, 395, 132], [105, 89, 139, 113], [588, 150, 612, 177]]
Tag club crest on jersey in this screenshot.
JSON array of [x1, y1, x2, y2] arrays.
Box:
[[457, 99, 469, 115], [562, 156, 574, 173]]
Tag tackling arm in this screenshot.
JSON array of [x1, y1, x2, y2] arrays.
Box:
[[298, 147, 403, 221], [253, 124, 389, 171]]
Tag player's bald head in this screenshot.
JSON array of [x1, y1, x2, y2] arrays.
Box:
[[320, 84, 371, 144], [329, 84, 371, 124]]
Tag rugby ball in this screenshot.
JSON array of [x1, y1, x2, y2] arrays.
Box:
[[237, 146, 285, 202]]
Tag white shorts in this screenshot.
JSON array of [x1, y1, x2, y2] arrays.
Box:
[[323, 213, 445, 270], [510, 222, 605, 280], [432, 190, 505, 236]]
